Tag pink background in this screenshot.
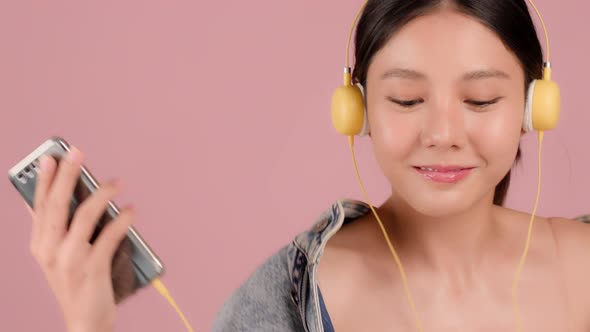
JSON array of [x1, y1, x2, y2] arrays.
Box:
[[1, 0, 588, 330]]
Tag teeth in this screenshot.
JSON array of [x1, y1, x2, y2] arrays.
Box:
[[418, 167, 469, 172]]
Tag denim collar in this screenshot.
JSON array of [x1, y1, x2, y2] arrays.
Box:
[[288, 199, 371, 332], [294, 199, 371, 265]]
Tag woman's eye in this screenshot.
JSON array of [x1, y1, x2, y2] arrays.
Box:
[[386, 96, 503, 109], [465, 97, 503, 108], [387, 97, 424, 108]]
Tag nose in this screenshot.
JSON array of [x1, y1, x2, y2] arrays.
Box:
[[420, 98, 466, 150]]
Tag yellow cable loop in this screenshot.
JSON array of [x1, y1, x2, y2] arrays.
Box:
[[152, 278, 195, 332], [511, 131, 544, 332], [121, 4, 550, 332], [348, 136, 424, 332]]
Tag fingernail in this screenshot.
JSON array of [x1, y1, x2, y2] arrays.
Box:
[[112, 178, 122, 189], [39, 155, 50, 173], [66, 147, 83, 163], [123, 204, 135, 214]]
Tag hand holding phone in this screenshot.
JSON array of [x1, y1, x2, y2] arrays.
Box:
[[9, 137, 165, 332], [25, 147, 130, 332]]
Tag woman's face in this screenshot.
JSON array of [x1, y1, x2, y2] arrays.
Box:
[[365, 8, 525, 217]]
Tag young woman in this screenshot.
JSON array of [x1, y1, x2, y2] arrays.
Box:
[[25, 0, 590, 331]]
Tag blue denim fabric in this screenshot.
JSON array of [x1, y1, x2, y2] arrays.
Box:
[[318, 286, 335, 332], [211, 198, 590, 331], [211, 199, 370, 331]]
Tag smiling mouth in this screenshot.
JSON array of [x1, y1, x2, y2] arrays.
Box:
[[412, 165, 476, 183]]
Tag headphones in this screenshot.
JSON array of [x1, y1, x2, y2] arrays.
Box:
[[330, 2, 562, 331], [331, 0, 561, 138]]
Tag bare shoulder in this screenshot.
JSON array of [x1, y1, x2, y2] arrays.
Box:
[[548, 216, 590, 264], [547, 216, 590, 317]]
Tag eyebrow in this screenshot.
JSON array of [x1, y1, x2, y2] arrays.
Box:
[[380, 68, 511, 81], [380, 68, 426, 80], [462, 69, 511, 81]]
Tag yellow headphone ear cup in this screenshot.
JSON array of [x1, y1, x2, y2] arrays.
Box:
[[331, 83, 365, 136], [523, 65, 562, 133], [530, 78, 561, 131]]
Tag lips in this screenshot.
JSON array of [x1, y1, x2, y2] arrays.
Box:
[[413, 165, 475, 183], [414, 165, 475, 172]]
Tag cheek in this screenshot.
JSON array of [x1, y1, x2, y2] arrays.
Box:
[[467, 106, 522, 169], [368, 107, 420, 164]]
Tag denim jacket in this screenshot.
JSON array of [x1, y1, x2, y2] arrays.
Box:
[[211, 199, 369, 331], [211, 199, 590, 332]]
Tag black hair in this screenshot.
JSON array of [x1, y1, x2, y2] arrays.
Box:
[[352, 0, 543, 206]]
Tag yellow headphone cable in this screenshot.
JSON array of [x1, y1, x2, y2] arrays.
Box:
[[343, 1, 551, 331], [144, 2, 552, 332], [151, 278, 195, 332]]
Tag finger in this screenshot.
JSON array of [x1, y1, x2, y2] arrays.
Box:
[[43, 147, 84, 244], [25, 201, 41, 248], [31, 155, 56, 246], [92, 206, 134, 263], [66, 181, 121, 246], [33, 154, 57, 214]]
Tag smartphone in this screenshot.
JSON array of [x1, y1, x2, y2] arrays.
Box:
[[8, 136, 165, 304]]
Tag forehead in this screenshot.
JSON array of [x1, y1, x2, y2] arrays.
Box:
[[367, 8, 524, 82]]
